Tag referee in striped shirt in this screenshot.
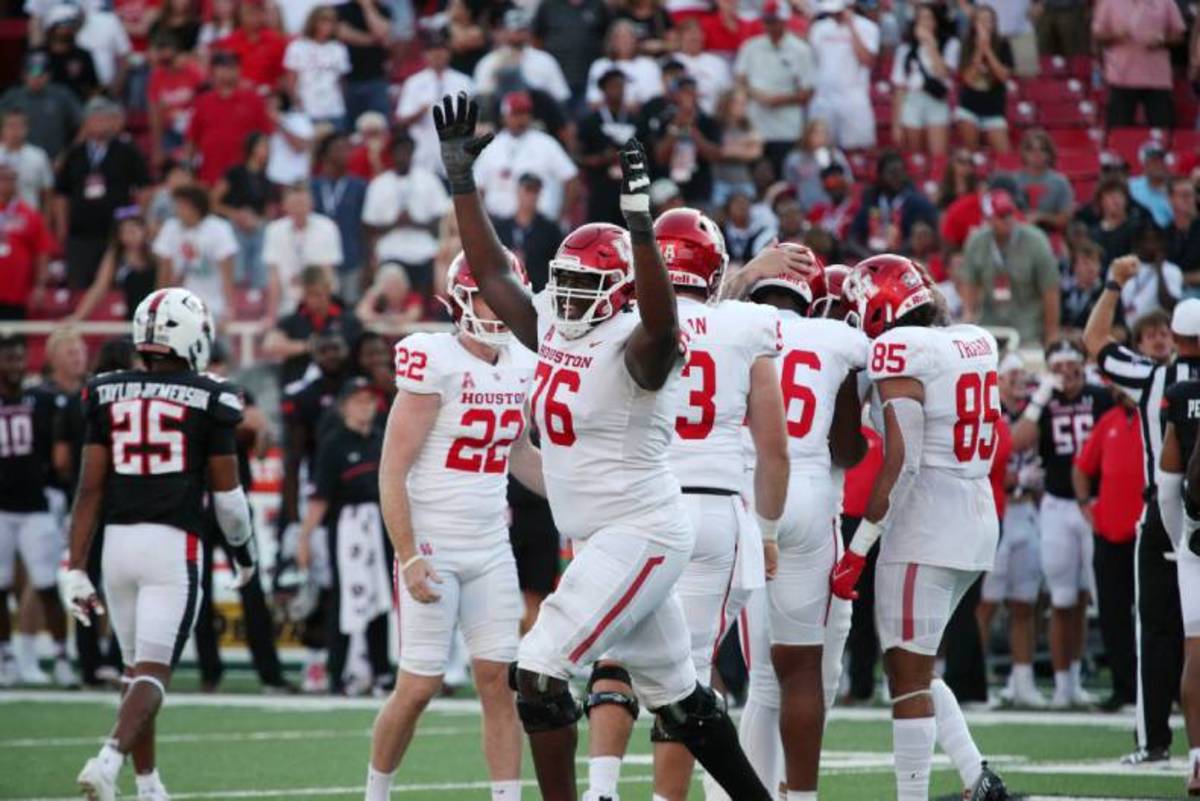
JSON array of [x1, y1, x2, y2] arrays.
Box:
[[1084, 256, 1197, 764]]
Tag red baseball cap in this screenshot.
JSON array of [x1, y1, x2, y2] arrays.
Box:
[[981, 189, 1016, 219], [762, 0, 782, 19], [502, 91, 534, 115]]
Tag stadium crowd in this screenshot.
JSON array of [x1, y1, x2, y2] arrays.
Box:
[[3, 0, 1200, 782]]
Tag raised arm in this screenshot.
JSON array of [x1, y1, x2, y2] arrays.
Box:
[[434, 93, 537, 351], [1082, 255, 1137, 358], [619, 138, 681, 391]]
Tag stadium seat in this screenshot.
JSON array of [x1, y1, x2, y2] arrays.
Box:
[[1037, 99, 1098, 128], [1056, 149, 1101, 180], [1107, 127, 1169, 166], [1018, 78, 1086, 105], [1073, 178, 1098, 204], [233, 288, 267, 320], [993, 151, 1022, 173], [1172, 130, 1200, 153], [1039, 54, 1093, 80]]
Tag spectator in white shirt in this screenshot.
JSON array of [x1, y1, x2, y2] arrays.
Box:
[[473, 91, 580, 222], [473, 9, 571, 104], [263, 182, 344, 318], [361, 130, 449, 297], [585, 20, 663, 110], [0, 109, 53, 213], [76, 4, 131, 93], [395, 30, 473, 177], [152, 185, 238, 320], [734, 0, 815, 173], [284, 6, 352, 129], [807, 0, 879, 150], [672, 17, 730, 115], [891, 3, 959, 157], [1122, 221, 1182, 320], [267, 112, 317, 186]]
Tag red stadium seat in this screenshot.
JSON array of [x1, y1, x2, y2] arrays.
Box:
[[904, 152, 930, 179], [1018, 77, 1086, 105], [1056, 148, 1101, 180], [993, 151, 1022, 173], [1172, 130, 1200, 153], [1073, 179, 1098, 204], [1038, 99, 1098, 128], [233, 288, 267, 320], [1107, 127, 1168, 167], [1039, 55, 1094, 80]]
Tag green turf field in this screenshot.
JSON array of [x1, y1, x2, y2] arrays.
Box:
[[0, 686, 1189, 800]]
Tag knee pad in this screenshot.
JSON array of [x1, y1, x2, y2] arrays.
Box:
[[651, 683, 727, 745], [583, 663, 640, 721], [509, 664, 582, 734]]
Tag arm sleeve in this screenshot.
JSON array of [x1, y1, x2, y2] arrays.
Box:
[[1096, 342, 1154, 401]]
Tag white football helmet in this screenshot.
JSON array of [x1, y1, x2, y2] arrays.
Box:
[[132, 288, 215, 371]]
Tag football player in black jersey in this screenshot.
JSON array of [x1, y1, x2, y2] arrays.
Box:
[[1012, 339, 1112, 709], [1155, 375, 1200, 796], [64, 288, 258, 801], [0, 333, 74, 688]]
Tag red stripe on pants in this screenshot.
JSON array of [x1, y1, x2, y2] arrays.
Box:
[[901, 563, 919, 642], [568, 555, 665, 663], [186, 533, 199, 563]]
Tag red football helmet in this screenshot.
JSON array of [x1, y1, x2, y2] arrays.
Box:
[[547, 223, 635, 339], [811, 264, 852, 321], [442, 248, 529, 346], [842, 254, 935, 338], [654, 207, 728, 296], [747, 243, 827, 310]]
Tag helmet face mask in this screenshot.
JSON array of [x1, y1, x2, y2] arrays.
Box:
[[546, 223, 634, 339], [132, 288, 215, 371], [442, 249, 527, 347]]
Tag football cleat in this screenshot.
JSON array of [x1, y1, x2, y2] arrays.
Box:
[[137, 774, 170, 801], [17, 660, 50, 686], [1189, 757, 1200, 796], [0, 657, 16, 688], [77, 758, 118, 801], [1009, 683, 1048, 709], [966, 761, 1010, 801], [1069, 685, 1097, 708], [1120, 746, 1170, 765]]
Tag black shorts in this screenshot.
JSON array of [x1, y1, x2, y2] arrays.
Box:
[[509, 504, 559, 596]]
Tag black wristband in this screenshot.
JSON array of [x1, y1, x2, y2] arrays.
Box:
[[1104, 280, 1122, 292], [624, 212, 654, 244], [446, 174, 477, 195]]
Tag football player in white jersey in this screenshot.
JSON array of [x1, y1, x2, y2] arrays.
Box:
[[579, 208, 791, 801], [744, 260, 869, 801], [434, 92, 774, 801], [365, 252, 543, 801], [830, 255, 1010, 801]]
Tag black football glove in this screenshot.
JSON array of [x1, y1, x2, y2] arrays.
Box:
[[433, 92, 494, 195], [618, 137, 652, 238]]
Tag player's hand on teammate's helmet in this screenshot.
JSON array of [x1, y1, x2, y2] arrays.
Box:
[[830, 549, 867, 600], [433, 92, 494, 193], [763, 540, 779, 581], [720, 241, 818, 300], [65, 569, 104, 626], [404, 557, 444, 604]]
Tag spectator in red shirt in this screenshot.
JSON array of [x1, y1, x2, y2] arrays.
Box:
[[112, 0, 163, 54], [187, 51, 272, 185], [215, 0, 289, 94], [0, 159, 56, 320], [841, 426, 884, 703], [1073, 389, 1143, 711], [346, 112, 392, 180], [699, 0, 760, 55], [147, 32, 206, 171]]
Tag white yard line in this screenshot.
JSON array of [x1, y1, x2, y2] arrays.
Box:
[[0, 727, 480, 748], [0, 690, 1182, 730]]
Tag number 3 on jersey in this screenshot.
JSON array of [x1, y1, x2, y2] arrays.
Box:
[[676, 350, 716, 439], [531, 362, 579, 446], [953, 371, 1000, 462]]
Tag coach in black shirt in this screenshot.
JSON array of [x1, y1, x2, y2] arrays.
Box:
[[492, 174, 562, 292], [55, 98, 149, 288]]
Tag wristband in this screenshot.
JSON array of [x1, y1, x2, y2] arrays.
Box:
[[1104, 280, 1121, 292], [401, 554, 424, 571], [755, 513, 780, 543], [848, 519, 882, 557]]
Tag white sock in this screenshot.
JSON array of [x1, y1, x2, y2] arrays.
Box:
[[1011, 663, 1034, 693], [135, 770, 162, 793], [1069, 660, 1082, 692], [1053, 670, 1070, 697], [587, 756, 621, 796], [12, 633, 33, 664], [491, 779, 521, 800], [785, 792, 817, 800], [892, 717, 936, 801], [930, 678, 983, 788], [97, 741, 124, 780], [738, 695, 783, 797], [365, 764, 393, 801], [653, 795, 670, 801], [1190, 747, 1200, 773]]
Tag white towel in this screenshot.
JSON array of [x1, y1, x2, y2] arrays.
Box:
[[336, 503, 392, 636]]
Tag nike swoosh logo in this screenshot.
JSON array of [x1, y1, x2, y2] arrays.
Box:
[[627, 176, 650, 191]]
